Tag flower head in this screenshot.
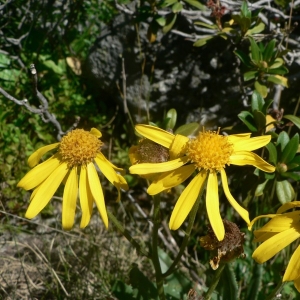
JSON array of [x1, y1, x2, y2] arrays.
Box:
[[249, 201, 300, 292], [129, 125, 275, 241], [18, 128, 128, 229]]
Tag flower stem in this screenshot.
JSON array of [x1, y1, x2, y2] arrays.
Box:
[[265, 281, 285, 300], [162, 194, 202, 278], [204, 263, 226, 300], [107, 210, 150, 258], [151, 195, 166, 299]]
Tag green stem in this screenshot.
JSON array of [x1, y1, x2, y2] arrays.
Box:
[[265, 281, 285, 300], [162, 194, 202, 278], [107, 210, 150, 258], [151, 195, 166, 300], [204, 263, 226, 300]]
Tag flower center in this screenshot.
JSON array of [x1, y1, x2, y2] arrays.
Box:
[[188, 129, 233, 172], [136, 139, 169, 163], [59, 129, 102, 167]]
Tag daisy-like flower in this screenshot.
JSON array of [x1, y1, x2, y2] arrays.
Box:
[[18, 128, 128, 229], [250, 201, 300, 292], [129, 125, 275, 241]]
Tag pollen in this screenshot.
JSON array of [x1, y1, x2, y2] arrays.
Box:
[[188, 129, 233, 173], [59, 129, 102, 167]]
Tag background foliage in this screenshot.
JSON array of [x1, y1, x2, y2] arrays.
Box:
[[1, 0, 300, 299]]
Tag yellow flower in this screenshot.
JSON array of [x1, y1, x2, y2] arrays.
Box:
[[249, 201, 300, 292], [129, 125, 275, 241], [18, 128, 128, 229]]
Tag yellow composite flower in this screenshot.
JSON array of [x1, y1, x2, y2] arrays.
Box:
[[249, 201, 300, 292], [18, 128, 128, 229], [129, 125, 275, 241]]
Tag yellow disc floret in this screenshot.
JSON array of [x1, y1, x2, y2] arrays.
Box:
[[59, 129, 102, 167], [188, 129, 233, 173]]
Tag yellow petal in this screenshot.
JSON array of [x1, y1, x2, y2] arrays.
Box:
[[87, 163, 108, 228], [147, 164, 195, 195], [135, 124, 174, 148], [18, 154, 61, 190], [206, 172, 224, 241], [79, 166, 94, 228], [252, 228, 300, 263], [128, 145, 139, 165], [62, 167, 78, 230], [129, 156, 189, 175], [265, 115, 276, 132], [253, 231, 279, 242], [28, 143, 60, 167], [229, 151, 275, 172], [169, 171, 207, 230], [25, 162, 68, 219], [90, 127, 102, 138], [248, 214, 277, 230], [220, 169, 250, 225], [169, 134, 189, 160], [232, 135, 271, 152], [294, 276, 300, 293], [227, 133, 251, 143], [284, 245, 300, 281], [277, 201, 300, 214]]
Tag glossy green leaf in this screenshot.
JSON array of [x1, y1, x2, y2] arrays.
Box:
[[172, 2, 183, 13], [254, 81, 268, 98], [283, 115, 300, 130], [263, 39, 276, 62], [241, 1, 251, 18], [281, 133, 299, 164], [277, 131, 290, 152], [261, 98, 273, 114], [244, 71, 257, 81], [245, 22, 265, 36], [267, 66, 289, 75], [253, 110, 266, 131], [175, 122, 199, 136], [251, 90, 265, 112], [276, 180, 295, 204], [269, 58, 284, 69], [281, 172, 300, 181], [161, 0, 178, 7], [193, 36, 214, 47], [249, 37, 262, 63], [266, 142, 277, 165], [234, 50, 252, 68], [165, 108, 177, 130], [255, 179, 269, 196], [162, 13, 177, 33], [184, 0, 206, 10], [238, 111, 257, 132], [267, 75, 289, 87], [0, 69, 21, 81]]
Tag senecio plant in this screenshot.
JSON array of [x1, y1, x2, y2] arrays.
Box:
[[2, 0, 300, 299]]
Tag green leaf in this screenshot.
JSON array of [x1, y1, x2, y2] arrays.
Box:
[[276, 180, 295, 204], [175, 122, 199, 136], [238, 111, 257, 132], [245, 22, 265, 36], [281, 133, 299, 164], [251, 90, 265, 111], [267, 75, 289, 87], [244, 71, 257, 81], [43, 60, 65, 75], [0, 69, 21, 81], [155, 16, 166, 26], [254, 81, 268, 98], [0, 52, 10, 67], [249, 37, 262, 63], [241, 1, 251, 18], [162, 13, 177, 33], [263, 39, 276, 62], [266, 142, 277, 165], [281, 172, 300, 181], [277, 131, 290, 152], [161, 0, 178, 7], [194, 21, 218, 30], [269, 58, 284, 69], [283, 115, 300, 130], [217, 264, 238, 300], [255, 179, 269, 196], [184, 0, 206, 10], [261, 98, 273, 114], [165, 108, 177, 130], [193, 36, 214, 47], [172, 2, 183, 12], [234, 50, 252, 68], [246, 264, 263, 300], [267, 66, 289, 75], [253, 110, 266, 131]]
